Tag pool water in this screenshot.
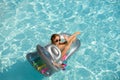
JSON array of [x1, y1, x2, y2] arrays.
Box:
[[0, 0, 120, 80]]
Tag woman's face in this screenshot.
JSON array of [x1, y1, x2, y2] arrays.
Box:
[[53, 36, 61, 45]]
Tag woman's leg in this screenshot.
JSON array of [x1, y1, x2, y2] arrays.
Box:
[[61, 36, 76, 57], [64, 32, 80, 43], [61, 32, 80, 58]]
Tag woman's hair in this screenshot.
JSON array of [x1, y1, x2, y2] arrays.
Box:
[[51, 34, 60, 44]]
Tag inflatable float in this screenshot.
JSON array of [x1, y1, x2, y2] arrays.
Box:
[[26, 33, 80, 76]]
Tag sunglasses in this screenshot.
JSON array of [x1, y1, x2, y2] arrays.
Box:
[[55, 39, 61, 42]]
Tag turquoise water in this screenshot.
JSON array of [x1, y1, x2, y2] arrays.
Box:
[[0, 0, 120, 80]]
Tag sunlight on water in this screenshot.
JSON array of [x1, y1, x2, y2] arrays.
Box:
[[0, 0, 120, 80]]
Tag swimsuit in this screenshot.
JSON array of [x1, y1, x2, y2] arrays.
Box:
[[61, 54, 67, 70], [61, 54, 67, 61]]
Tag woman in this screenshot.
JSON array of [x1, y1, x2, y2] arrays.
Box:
[[50, 32, 80, 69]]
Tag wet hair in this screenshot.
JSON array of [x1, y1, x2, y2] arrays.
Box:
[[51, 34, 60, 44]]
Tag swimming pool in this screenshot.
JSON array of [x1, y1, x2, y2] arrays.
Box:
[[0, 0, 120, 80]]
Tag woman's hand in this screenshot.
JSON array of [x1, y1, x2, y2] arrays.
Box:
[[64, 35, 69, 41]]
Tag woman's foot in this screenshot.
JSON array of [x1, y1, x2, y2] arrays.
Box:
[[74, 32, 80, 36], [64, 35, 69, 41], [53, 62, 65, 69]]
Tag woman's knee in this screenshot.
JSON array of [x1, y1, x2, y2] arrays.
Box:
[[68, 36, 76, 43]]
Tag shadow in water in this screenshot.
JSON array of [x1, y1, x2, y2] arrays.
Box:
[[0, 60, 46, 80]]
